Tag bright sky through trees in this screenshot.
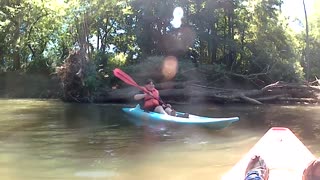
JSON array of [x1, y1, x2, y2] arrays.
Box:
[[282, 0, 315, 31], [171, 7, 184, 28]]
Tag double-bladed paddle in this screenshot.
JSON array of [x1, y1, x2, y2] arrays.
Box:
[[113, 68, 190, 118], [113, 68, 165, 104]]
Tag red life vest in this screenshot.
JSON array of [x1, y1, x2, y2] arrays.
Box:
[[142, 87, 160, 109]]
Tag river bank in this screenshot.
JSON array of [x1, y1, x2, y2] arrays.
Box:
[[1, 71, 320, 105], [0, 72, 61, 99]]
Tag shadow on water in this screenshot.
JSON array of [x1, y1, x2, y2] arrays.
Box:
[[61, 103, 131, 128]]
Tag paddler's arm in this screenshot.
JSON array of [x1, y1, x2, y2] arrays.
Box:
[[134, 94, 145, 100]]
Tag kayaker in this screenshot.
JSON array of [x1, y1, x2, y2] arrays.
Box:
[[134, 79, 189, 118]]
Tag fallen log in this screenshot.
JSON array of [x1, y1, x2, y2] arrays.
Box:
[[105, 81, 320, 105], [239, 94, 263, 105]]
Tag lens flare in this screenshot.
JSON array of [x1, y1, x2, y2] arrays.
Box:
[[173, 7, 183, 19], [171, 7, 184, 28], [171, 19, 182, 28], [162, 56, 178, 80]]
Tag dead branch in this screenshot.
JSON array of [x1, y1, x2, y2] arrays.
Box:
[[105, 80, 320, 105]]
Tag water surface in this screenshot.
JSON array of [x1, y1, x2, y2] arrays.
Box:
[[0, 99, 320, 180]]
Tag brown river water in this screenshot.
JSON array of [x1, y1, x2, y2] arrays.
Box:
[[0, 99, 320, 180]]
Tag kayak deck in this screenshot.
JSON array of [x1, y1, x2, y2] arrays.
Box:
[[222, 127, 315, 180], [122, 104, 239, 129]]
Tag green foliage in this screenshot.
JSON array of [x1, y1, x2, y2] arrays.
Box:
[[269, 60, 304, 82], [104, 52, 128, 77], [0, 0, 70, 71], [109, 53, 128, 68], [2, 0, 320, 93], [25, 56, 54, 75], [296, 35, 320, 81], [83, 61, 100, 91]]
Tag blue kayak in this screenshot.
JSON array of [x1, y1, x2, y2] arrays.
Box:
[[122, 104, 239, 129]]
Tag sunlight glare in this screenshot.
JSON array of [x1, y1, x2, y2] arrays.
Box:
[[173, 7, 183, 19], [171, 19, 182, 29], [171, 7, 184, 28], [282, 0, 315, 32], [57, 0, 64, 4]]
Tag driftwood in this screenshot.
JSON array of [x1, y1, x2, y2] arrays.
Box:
[[106, 81, 320, 105]]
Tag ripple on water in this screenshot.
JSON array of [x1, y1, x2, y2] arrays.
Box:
[[74, 170, 118, 178]]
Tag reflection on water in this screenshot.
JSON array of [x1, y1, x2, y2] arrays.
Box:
[[0, 99, 320, 179]]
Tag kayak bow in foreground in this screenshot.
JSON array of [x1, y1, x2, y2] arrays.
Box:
[[222, 127, 315, 180]]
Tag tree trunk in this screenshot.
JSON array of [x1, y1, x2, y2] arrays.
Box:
[[13, 52, 20, 70], [303, 0, 310, 81]]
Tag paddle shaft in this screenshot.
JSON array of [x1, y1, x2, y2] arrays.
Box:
[[113, 68, 165, 104]]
